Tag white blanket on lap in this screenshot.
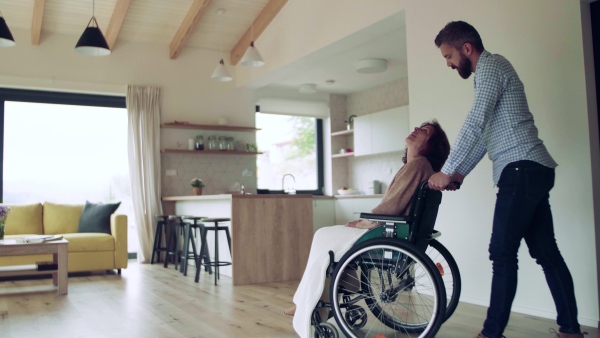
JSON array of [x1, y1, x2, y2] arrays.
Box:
[[293, 225, 368, 338]]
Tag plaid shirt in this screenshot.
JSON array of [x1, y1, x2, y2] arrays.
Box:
[[441, 50, 557, 185]]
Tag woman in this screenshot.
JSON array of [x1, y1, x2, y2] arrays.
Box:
[[287, 120, 451, 338]]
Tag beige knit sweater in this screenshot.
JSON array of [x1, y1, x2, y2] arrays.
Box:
[[347, 156, 434, 229]]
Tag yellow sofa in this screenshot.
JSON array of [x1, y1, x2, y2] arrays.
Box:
[[0, 202, 128, 273]]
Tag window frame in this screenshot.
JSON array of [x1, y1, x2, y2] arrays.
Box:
[[0, 88, 126, 202], [255, 110, 325, 195]]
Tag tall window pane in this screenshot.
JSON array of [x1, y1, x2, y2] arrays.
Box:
[[3, 101, 137, 253], [256, 113, 317, 191]]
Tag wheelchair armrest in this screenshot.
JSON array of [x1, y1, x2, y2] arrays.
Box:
[[359, 213, 412, 223]]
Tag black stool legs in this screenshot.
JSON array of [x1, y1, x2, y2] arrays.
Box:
[[150, 215, 170, 264], [195, 218, 232, 285], [164, 216, 184, 270], [180, 216, 206, 276]]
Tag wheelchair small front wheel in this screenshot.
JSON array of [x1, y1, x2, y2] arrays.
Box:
[[345, 305, 367, 329], [313, 322, 339, 338], [330, 238, 446, 338]]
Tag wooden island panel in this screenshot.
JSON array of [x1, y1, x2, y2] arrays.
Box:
[[231, 195, 313, 285]]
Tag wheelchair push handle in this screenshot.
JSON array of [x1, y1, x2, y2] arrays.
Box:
[[421, 180, 461, 191]]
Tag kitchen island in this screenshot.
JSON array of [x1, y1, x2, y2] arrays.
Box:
[[162, 194, 313, 286]]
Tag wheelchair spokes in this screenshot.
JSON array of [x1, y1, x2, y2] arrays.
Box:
[[329, 239, 446, 338]]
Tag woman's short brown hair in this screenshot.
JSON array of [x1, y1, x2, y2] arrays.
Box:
[[402, 119, 450, 172]]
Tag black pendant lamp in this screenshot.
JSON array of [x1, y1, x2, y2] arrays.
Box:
[[75, 1, 110, 56], [0, 11, 16, 47]]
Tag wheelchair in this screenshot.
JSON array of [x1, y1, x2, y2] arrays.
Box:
[[311, 181, 461, 338]]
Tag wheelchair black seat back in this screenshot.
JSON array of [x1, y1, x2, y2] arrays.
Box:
[[358, 180, 442, 252], [312, 180, 462, 338]]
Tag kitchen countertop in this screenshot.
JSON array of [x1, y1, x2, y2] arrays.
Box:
[[162, 194, 382, 201], [334, 194, 384, 199], [162, 193, 314, 201]]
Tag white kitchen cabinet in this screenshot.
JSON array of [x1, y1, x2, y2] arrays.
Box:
[[353, 116, 372, 155], [334, 199, 354, 225], [353, 106, 410, 157], [334, 197, 383, 225], [313, 198, 335, 233]]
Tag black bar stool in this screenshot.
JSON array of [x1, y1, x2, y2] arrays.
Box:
[[179, 216, 207, 276], [195, 218, 232, 285], [150, 215, 170, 264], [164, 215, 185, 269]]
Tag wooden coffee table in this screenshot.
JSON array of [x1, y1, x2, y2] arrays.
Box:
[[0, 239, 68, 295]]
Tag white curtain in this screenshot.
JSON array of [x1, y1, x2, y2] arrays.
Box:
[[126, 85, 163, 263]]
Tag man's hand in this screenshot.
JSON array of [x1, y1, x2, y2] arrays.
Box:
[[429, 172, 452, 191]]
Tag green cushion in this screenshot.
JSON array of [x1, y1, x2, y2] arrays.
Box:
[[78, 201, 121, 234]]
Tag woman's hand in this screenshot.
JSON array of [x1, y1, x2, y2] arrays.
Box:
[[446, 172, 465, 191], [346, 220, 380, 229], [345, 220, 361, 227], [429, 172, 451, 190]]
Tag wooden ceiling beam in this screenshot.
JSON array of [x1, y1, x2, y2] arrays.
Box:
[[230, 0, 288, 66], [31, 0, 45, 45], [170, 0, 212, 60], [105, 0, 132, 50]]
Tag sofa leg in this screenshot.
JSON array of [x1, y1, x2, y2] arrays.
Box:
[[118, 269, 121, 275]]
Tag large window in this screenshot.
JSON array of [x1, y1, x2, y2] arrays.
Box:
[[0, 89, 137, 253], [255, 112, 323, 194]]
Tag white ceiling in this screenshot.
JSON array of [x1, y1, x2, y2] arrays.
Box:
[[0, 0, 269, 51], [252, 13, 408, 102], [0, 1, 407, 100]]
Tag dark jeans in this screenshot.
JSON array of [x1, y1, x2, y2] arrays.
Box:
[[481, 161, 581, 338]]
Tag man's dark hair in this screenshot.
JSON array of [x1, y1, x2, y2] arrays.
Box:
[[402, 120, 451, 172], [434, 21, 484, 52]]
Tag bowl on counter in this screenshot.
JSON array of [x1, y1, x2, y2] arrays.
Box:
[[337, 188, 359, 195]]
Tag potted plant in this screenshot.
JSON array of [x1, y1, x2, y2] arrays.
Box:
[[0, 205, 11, 240], [191, 178, 205, 195]]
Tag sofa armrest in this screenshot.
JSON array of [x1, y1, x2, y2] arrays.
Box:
[[111, 214, 128, 269]]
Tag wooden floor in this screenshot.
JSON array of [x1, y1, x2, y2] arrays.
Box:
[[0, 261, 597, 338]]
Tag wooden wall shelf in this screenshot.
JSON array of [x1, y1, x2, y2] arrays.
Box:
[[161, 149, 262, 155], [161, 122, 260, 132], [332, 152, 354, 158], [331, 129, 353, 137]]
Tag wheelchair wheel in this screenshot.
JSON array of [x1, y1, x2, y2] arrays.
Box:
[[330, 238, 446, 338], [313, 322, 339, 338], [425, 239, 461, 322]]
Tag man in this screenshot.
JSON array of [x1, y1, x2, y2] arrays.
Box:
[[428, 21, 583, 338]]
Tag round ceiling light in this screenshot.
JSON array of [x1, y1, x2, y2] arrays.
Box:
[[355, 58, 388, 74], [299, 83, 317, 94]]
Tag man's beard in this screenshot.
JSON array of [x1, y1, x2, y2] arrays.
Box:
[[453, 53, 472, 79]]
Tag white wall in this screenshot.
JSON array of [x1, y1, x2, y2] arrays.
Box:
[[405, 0, 598, 326]]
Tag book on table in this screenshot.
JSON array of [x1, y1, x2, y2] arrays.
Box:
[[22, 235, 64, 243], [36, 261, 58, 271], [0, 235, 63, 245]]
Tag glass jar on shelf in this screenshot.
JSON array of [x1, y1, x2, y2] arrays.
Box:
[[218, 136, 227, 151], [227, 137, 235, 151], [195, 135, 204, 150], [207, 136, 217, 150]]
